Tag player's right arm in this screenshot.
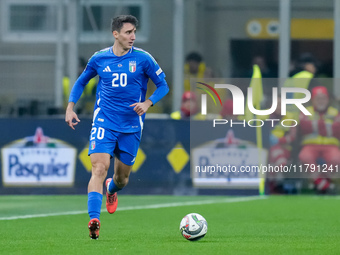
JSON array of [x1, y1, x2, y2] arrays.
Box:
[[65, 102, 80, 130], [65, 56, 97, 130]]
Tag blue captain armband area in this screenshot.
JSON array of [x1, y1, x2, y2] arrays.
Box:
[[148, 79, 169, 105]]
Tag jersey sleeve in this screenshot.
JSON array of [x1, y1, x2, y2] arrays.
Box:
[[68, 55, 98, 104], [144, 55, 169, 105]]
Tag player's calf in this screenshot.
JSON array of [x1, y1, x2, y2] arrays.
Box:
[[113, 174, 129, 189]]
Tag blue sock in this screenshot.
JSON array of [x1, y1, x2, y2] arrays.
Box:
[[88, 192, 103, 220], [108, 179, 123, 194]]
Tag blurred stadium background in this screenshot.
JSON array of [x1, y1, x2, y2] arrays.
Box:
[[1, 0, 339, 116], [1, 0, 340, 253], [1, 0, 340, 194], [1, 0, 340, 196]]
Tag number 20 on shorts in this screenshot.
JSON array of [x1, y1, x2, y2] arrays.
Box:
[[90, 127, 105, 140]]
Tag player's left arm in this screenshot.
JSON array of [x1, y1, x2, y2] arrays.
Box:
[[130, 55, 169, 116], [130, 78, 168, 116]]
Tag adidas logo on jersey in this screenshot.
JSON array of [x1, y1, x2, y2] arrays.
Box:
[[103, 66, 111, 72]]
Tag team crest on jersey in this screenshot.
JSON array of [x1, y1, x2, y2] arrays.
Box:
[[129, 61, 136, 73]]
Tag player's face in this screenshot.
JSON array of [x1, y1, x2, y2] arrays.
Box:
[[113, 23, 136, 51]]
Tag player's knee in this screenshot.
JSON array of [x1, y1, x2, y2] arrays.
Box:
[[92, 162, 108, 178]]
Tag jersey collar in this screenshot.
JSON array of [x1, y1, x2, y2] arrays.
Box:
[[110, 46, 134, 55]]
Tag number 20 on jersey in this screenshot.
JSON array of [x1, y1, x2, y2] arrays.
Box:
[[112, 73, 127, 87]]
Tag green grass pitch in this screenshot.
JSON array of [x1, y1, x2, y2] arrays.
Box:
[[0, 195, 339, 255]]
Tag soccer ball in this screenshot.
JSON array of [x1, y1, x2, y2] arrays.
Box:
[[179, 213, 208, 241]]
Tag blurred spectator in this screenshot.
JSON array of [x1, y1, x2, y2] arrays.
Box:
[[220, 99, 237, 119], [268, 97, 297, 193], [298, 86, 340, 164], [171, 91, 199, 120], [290, 52, 318, 77], [247, 56, 276, 78], [286, 53, 318, 98], [63, 57, 97, 114], [171, 91, 221, 120], [184, 52, 214, 91], [280, 86, 340, 193], [299, 86, 340, 191]]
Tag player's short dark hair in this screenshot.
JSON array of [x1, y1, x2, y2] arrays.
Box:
[[111, 15, 138, 32]]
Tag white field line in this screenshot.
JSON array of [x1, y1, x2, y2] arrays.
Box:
[[0, 196, 267, 221], [312, 195, 340, 199]]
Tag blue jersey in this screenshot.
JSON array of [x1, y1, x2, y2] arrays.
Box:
[[69, 46, 169, 133]]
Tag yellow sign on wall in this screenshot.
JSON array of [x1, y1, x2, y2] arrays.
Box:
[[246, 18, 334, 39], [167, 142, 189, 173]]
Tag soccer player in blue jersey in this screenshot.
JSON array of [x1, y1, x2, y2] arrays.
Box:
[[65, 15, 169, 239]]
